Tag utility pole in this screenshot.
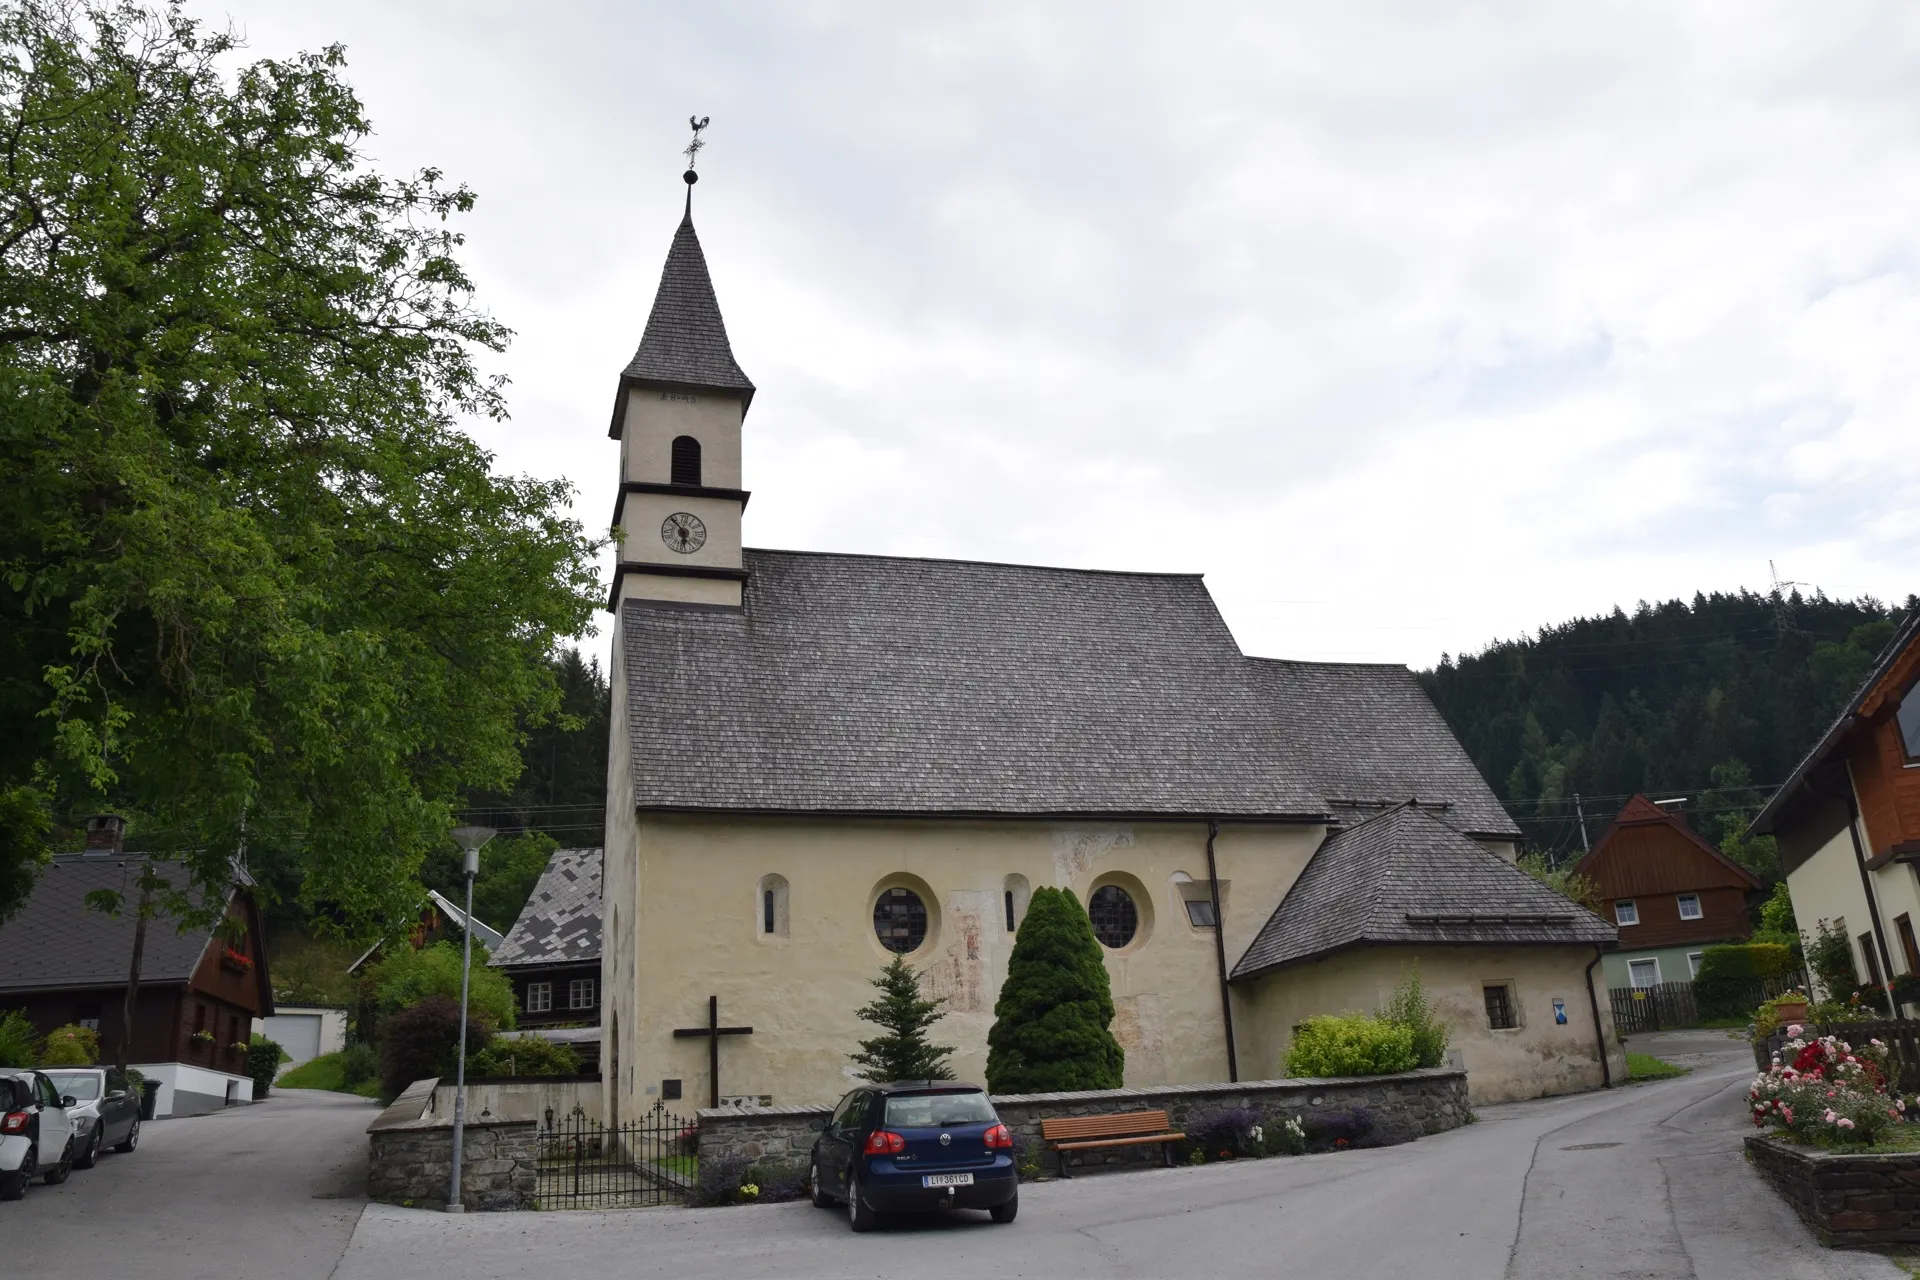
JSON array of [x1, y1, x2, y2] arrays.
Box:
[[1574, 794, 1591, 853]]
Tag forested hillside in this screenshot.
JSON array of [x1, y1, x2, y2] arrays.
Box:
[[1420, 590, 1918, 870]]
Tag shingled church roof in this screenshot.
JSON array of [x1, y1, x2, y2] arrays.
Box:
[[619, 550, 1520, 835], [489, 848, 603, 969], [1230, 804, 1615, 980], [609, 210, 754, 437]]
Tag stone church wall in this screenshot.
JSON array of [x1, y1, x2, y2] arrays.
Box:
[[366, 1078, 538, 1211], [612, 814, 1325, 1121], [1238, 946, 1625, 1104], [696, 1068, 1469, 1181]]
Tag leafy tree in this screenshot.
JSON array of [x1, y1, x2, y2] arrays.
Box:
[[1516, 851, 1601, 912], [848, 955, 954, 1083], [1806, 919, 1860, 1003], [0, 1, 599, 935], [986, 886, 1123, 1093], [270, 933, 362, 1006], [369, 939, 517, 1030], [1755, 881, 1798, 946]]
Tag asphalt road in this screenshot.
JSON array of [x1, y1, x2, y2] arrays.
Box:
[[330, 1029, 1904, 1280], [2, 1086, 377, 1280], [7, 1036, 1905, 1279]]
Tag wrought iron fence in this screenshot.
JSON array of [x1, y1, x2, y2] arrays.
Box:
[[533, 1101, 697, 1210]]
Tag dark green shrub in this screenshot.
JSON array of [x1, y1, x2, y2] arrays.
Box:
[[468, 1035, 580, 1078], [0, 1010, 38, 1067], [371, 941, 517, 1030], [338, 1041, 379, 1089], [1285, 1015, 1418, 1077], [377, 995, 492, 1098], [1806, 920, 1859, 1004], [1695, 942, 1798, 1018], [246, 1034, 283, 1098], [1379, 968, 1449, 1068], [986, 887, 1124, 1093], [38, 1022, 98, 1066], [849, 955, 954, 1082]]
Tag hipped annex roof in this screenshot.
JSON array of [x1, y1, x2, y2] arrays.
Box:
[[1231, 804, 1616, 980], [620, 549, 1519, 833]]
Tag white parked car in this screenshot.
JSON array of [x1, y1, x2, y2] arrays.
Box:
[[0, 1070, 76, 1201]]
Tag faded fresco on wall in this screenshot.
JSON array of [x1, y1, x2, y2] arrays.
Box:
[[1051, 826, 1136, 886], [920, 890, 994, 1014]]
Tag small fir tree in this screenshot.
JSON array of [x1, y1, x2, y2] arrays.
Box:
[[849, 956, 955, 1083], [986, 886, 1124, 1093]]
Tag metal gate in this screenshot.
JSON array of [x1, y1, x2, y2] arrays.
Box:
[[534, 1101, 696, 1209]]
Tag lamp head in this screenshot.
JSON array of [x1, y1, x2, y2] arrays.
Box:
[[451, 825, 495, 876]]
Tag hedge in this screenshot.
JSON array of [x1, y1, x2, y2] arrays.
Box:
[[1694, 943, 1797, 1020]]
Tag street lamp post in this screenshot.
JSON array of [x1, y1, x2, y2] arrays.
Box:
[[446, 824, 495, 1213]]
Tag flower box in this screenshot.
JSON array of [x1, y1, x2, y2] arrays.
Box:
[[220, 946, 253, 973]]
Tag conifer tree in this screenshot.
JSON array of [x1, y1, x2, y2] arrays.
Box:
[[849, 956, 955, 1082], [986, 886, 1124, 1093]]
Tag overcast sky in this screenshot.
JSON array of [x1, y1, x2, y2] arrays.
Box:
[[213, 2, 1920, 667]]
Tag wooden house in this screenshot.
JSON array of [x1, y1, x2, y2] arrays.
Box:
[[488, 847, 602, 1062], [0, 816, 274, 1117], [1574, 794, 1762, 990], [1755, 611, 1920, 999]]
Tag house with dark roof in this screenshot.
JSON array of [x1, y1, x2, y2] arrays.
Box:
[[1754, 611, 1920, 1000], [596, 174, 1622, 1115], [1574, 795, 1763, 991], [0, 816, 274, 1117], [489, 848, 603, 1052]]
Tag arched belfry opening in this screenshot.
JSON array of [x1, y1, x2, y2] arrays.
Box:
[[671, 435, 702, 486]]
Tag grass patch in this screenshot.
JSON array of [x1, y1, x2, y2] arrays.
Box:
[[1625, 1051, 1690, 1081], [653, 1154, 697, 1178], [277, 1051, 381, 1098]]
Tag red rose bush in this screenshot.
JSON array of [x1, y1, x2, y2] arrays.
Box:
[[1749, 1027, 1904, 1146]]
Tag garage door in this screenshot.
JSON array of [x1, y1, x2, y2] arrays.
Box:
[[266, 1013, 323, 1066]]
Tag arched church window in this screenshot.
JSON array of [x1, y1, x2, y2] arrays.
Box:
[[1002, 874, 1030, 933], [758, 874, 789, 939], [1088, 884, 1138, 949], [671, 435, 702, 486], [873, 886, 927, 953]]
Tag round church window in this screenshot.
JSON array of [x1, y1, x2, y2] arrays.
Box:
[[873, 886, 928, 953], [1089, 885, 1138, 949]]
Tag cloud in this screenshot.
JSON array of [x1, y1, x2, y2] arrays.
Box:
[[214, 0, 1920, 662]]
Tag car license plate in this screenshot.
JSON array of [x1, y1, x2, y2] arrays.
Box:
[[922, 1173, 974, 1188]]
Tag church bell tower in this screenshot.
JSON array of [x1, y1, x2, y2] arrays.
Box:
[[605, 164, 754, 611]]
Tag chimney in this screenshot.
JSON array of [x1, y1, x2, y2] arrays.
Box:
[[83, 814, 126, 855]]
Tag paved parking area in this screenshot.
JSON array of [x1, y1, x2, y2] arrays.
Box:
[[2, 1087, 377, 1280]]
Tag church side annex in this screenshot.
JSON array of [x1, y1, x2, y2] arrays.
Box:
[[599, 168, 1624, 1117]]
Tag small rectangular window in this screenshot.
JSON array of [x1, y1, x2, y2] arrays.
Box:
[[1898, 682, 1920, 760], [1687, 952, 1704, 978], [1005, 891, 1016, 933], [569, 978, 596, 1010], [1901, 915, 1920, 974], [526, 982, 552, 1013], [1628, 957, 1660, 988], [1614, 899, 1639, 926], [1677, 893, 1702, 921], [1184, 898, 1218, 928], [1484, 984, 1517, 1030], [1862, 935, 1885, 989], [763, 889, 775, 935]]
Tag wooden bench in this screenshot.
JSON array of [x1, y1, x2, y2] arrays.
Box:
[[1038, 1109, 1185, 1177]]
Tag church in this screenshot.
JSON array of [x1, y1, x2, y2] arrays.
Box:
[[599, 172, 1624, 1116]]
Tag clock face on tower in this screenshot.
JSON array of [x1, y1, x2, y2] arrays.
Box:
[[661, 512, 707, 554]]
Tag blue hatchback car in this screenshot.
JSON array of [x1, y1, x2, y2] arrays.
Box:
[[809, 1081, 1019, 1231]]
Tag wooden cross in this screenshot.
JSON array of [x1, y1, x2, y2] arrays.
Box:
[[672, 995, 753, 1108]]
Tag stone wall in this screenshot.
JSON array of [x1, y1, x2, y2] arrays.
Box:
[[696, 1068, 1468, 1179], [366, 1077, 539, 1211], [1746, 1134, 1920, 1247], [432, 1076, 600, 1130]]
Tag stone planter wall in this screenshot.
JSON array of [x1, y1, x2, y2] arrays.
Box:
[[367, 1076, 539, 1211], [1746, 1134, 1920, 1247], [696, 1068, 1469, 1181]]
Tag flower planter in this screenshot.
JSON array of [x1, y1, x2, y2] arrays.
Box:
[[1747, 1134, 1920, 1247]]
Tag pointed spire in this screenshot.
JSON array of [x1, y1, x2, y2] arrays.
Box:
[[609, 208, 755, 439]]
